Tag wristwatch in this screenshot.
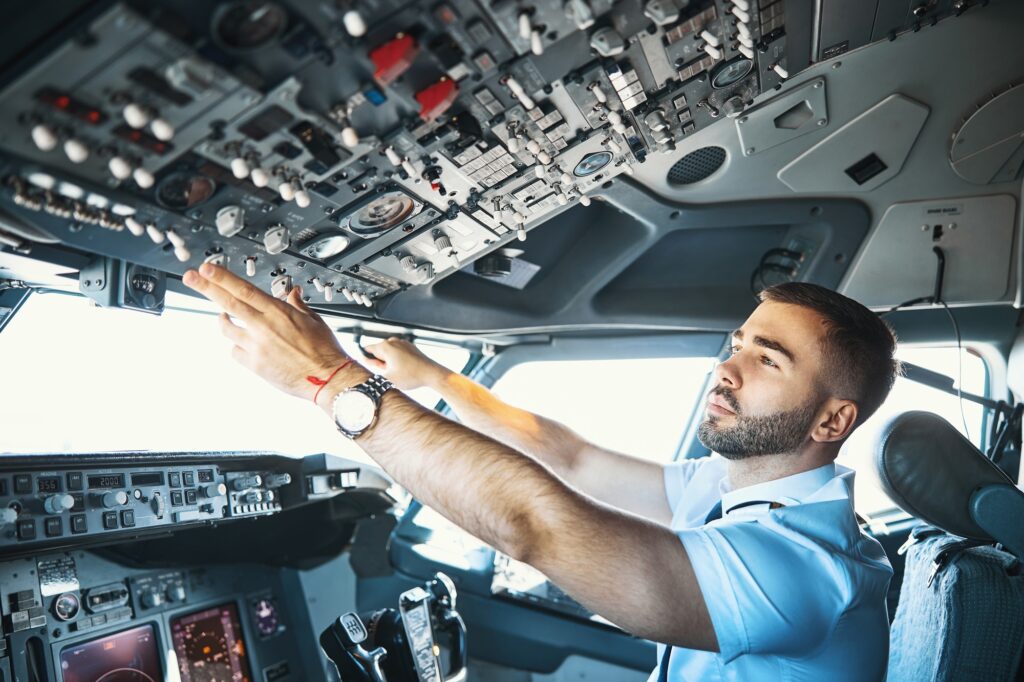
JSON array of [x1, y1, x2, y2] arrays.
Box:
[[332, 374, 394, 438]]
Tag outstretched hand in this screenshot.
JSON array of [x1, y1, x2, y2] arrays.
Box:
[[362, 337, 448, 391], [182, 263, 351, 402]]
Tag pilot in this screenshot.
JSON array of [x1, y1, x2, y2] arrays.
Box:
[[183, 263, 897, 681]]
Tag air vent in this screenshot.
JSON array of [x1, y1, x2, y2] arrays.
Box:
[[666, 146, 726, 185]]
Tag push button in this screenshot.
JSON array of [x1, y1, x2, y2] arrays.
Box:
[[17, 519, 36, 540], [102, 512, 118, 530], [71, 514, 88, 534], [168, 472, 181, 488], [170, 491, 183, 506], [14, 475, 32, 494], [182, 471, 195, 487], [45, 517, 63, 537], [0, 478, 8, 495], [185, 489, 197, 505], [67, 472, 83, 491], [120, 510, 135, 527]]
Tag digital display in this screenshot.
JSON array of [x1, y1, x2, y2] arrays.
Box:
[[130, 472, 164, 487], [37, 476, 61, 493], [172, 603, 253, 682], [88, 474, 125, 490], [60, 624, 162, 682]]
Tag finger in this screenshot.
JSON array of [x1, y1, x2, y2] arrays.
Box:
[[184, 269, 263, 323], [196, 263, 277, 313], [286, 286, 312, 315], [231, 344, 251, 367], [365, 357, 386, 371], [360, 343, 382, 361], [218, 312, 250, 346]]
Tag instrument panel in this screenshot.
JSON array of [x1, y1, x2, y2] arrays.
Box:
[[0, 452, 370, 555], [0, 0, 983, 316]]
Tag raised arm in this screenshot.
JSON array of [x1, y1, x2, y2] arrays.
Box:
[[363, 338, 672, 524], [181, 264, 717, 651]]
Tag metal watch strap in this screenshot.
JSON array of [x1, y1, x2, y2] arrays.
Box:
[[360, 374, 394, 400]]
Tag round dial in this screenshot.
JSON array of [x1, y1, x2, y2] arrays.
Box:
[[95, 670, 156, 682], [253, 598, 280, 637], [573, 151, 612, 177], [53, 592, 80, 621], [335, 389, 377, 433], [213, 2, 288, 50], [711, 58, 753, 89]]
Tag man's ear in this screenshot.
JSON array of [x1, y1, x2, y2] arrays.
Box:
[[811, 400, 859, 443]]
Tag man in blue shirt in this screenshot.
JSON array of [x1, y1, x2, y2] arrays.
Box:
[[184, 266, 898, 681]]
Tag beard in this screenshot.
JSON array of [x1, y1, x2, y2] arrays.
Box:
[[697, 387, 821, 459]]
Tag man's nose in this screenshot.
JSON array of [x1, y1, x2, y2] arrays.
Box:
[[714, 356, 742, 389]]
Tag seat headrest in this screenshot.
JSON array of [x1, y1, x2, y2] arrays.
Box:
[[874, 411, 1018, 540]]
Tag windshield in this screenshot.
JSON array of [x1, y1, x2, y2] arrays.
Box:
[[0, 291, 470, 462]]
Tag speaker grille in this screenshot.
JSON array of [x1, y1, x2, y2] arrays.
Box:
[[666, 146, 726, 185]]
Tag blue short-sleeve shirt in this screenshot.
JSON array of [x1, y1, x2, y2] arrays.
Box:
[[649, 457, 893, 681]]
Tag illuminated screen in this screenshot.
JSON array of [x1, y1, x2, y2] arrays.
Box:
[[60, 624, 161, 682], [171, 603, 253, 682]]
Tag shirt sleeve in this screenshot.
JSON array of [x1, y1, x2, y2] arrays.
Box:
[[663, 457, 708, 513], [677, 516, 850, 662]]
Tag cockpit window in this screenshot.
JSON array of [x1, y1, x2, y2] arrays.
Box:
[[491, 357, 717, 462], [0, 291, 469, 460], [840, 346, 988, 517]]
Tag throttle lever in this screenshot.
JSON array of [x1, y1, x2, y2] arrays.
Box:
[[320, 612, 389, 682]]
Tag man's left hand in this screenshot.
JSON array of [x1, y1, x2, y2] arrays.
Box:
[[182, 263, 350, 402]]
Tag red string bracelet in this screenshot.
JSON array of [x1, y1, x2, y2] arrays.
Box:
[[307, 360, 354, 404]]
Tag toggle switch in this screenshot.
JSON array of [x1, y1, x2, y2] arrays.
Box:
[[245, 256, 257, 277], [530, 29, 544, 56], [278, 178, 297, 202], [124, 216, 146, 237], [324, 285, 335, 302], [132, 167, 155, 189], [294, 186, 312, 208], [341, 125, 359, 148], [63, 138, 89, 163], [108, 156, 133, 181], [146, 223, 166, 244], [250, 167, 271, 187], [230, 156, 251, 179], [343, 9, 367, 37], [123, 103, 152, 129], [150, 118, 174, 142], [31, 124, 58, 151]]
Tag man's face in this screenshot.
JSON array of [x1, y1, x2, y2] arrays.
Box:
[[698, 301, 831, 459]]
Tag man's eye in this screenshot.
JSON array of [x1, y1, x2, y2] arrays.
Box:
[[730, 345, 741, 354], [761, 356, 777, 368]]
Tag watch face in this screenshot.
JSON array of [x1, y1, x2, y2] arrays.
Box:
[[336, 389, 377, 433]]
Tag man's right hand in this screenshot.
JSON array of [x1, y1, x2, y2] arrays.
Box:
[[362, 338, 449, 391]]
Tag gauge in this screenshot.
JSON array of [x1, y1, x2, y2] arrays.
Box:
[[53, 592, 81, 621], [253, 597, 281, 637], [573, 151, 613, 177], [339, 191, 419, 237], [213, 2, 289, 50], [299, 233, 351, 260], [155, 173, 216, 211], [711, 58, 754, 89]]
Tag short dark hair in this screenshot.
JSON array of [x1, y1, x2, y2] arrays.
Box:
[[759, 282, 899, 428]]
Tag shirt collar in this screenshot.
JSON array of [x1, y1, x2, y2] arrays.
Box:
[[719, 462, 838, 515]]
